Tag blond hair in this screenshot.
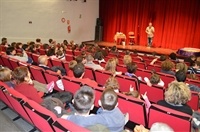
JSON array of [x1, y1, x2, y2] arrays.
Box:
[[176, 63, 188, 73], [105, 58, 117, 74], [165, 81, 191, 105], [0, 67, 12, 82], [123, 55, 132, 66], [104, 76, 119, 90]]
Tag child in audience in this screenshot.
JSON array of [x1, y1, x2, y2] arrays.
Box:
[[63, 86, 127, 132], [104, 76, 120, 93], [160, 60, 175, 75], [144, 73, 164, 87], [105, 58, 122, 75], [123, 86, 151, 114], [68, 60, 77, 77], [56, 50, 66, 61], [0, 67, 15, 88], [125, 62, 141, 80]]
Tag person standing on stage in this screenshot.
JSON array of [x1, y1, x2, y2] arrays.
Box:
[[145, 22, 155, 47]]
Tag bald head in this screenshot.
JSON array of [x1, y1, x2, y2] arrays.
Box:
[[38, 55, 48, 65]]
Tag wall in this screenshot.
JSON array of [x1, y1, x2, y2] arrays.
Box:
[[0, 0, 99, 44]]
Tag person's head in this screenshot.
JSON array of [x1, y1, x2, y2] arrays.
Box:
[[149, 22, 152, 27], [194, 61, 200, 69], [123, 55, 132, 66], [111, 46, 117, 52], [69, 60, 77, 70], [73, 63, 85, 78], [73, 85, 95, 115], [105, 58, 117, 74], [150, 122, 174, 132], [22, 44, 29, 51], [175, 70, 186, 82], [149, 73, 161, 85], [169, 52, 177, 60], [47, 47, 56, 56], [113, 57, 119, 65], [196, 57, 200, 62], [160, 55, 167, 61], [126, 62, 138, 74], [6, 46, 16, 55], [56, 50, 64, 57], [38, 55, 48, 66], [124, 90, 140, 99], [165, 81, 191, 105], [161, 60, 174, 71], [175, 62, 188, 73], [100, 88, 118, 111], [12, 66, 31, 84], [187, 74, 199, 80], [94, 51, 104, 60], [0, 67, 12, 82], [1, 37, 7, 44], [75, 55, 84, 64], [104, 76, 119, 93], [49, 39, 53, 44], [43, 43, 49, 50], [86, 54, 94, 63], [29, 44, 37, 53], [63, 40, 68, 45], [36, 38, 41, 43]]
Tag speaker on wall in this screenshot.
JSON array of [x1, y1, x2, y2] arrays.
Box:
[[95, 26, 103, 41], [96, 18, 102, 26]]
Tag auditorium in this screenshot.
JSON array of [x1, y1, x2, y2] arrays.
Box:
[[0, 0, 200, 131]]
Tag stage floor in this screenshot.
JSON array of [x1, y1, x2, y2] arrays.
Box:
[[97, 41, 177, 56]]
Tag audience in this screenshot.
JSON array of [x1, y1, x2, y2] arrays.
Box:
[[187, 61, 200, 74], [160, 60, 175, 75], [144, 73, 164, 87], [67, 60, 77, 77], [105, 58, 122, 75], [104, 76, 120, 93], [125, 62, 141, 80], [123, 55, 132, 66], [157, 81, 192, 115], [0, 67, 15, 88]]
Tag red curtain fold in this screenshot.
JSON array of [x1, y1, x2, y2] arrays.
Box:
[[99, 0, 200, 50]]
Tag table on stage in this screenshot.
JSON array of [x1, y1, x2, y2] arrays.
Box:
[[114, 32, 126, 45], [177, 47, 200, 57]]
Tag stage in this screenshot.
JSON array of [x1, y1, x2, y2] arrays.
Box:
[[96, 41, 177, 56], [83, 41, 200, 58]]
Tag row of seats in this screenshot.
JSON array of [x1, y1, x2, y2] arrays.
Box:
[[0, 79, 193, 131]]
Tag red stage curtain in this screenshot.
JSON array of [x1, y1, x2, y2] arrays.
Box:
[[99, 0, 200, 50]]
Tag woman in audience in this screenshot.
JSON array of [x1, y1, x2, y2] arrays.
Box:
[[12, 66, 44, 104], [175, 62, 188, 73], [123, 55, 132, 66], [104, 76, 120, 93], [160, 60, 175, 75], [0, 67, 15, 88], [105, 58, 122, 75], [157, 81, 192, 115]]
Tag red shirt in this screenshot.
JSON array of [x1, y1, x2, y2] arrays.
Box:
[[14, 82, 43, 104]]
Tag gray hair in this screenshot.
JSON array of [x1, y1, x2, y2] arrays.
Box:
[[150, 122, 174, 132]]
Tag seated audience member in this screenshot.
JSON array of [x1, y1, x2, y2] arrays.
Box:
[[35, 38, 42, 45], [1, 37, 9, 46], [134, 122, 174, 132], [56, 50, 66, 61], [67, 60, 77, 77], [28, 44, 38, 54], [125, 62, 141, 80], [160, 60, 175, 75], [75, 55, 86, 64], [157, 81, 192, 115], [104, 76, 120, 93], [62, 86, 109, 131], [105, 58, 122, 75], [64, 87, 126, 132], [175, 70, 200, 93], [187, 61, 200, 74], [22, 44, 29, 51], [41, 97, 67, 117], [184, 55, 196, 66], [124, 88, 151, 115], [123, 55, 132, 66], [150, 54, 167, 65], [144, 73, 164, 87], [12, 66, 44, 104], [94, 51, 105, 63], [175, 62, 188, 73], [38, 55, 63, 76], [169, 52, 179, 62], [85, 54, 104, 70], [47, 47, 58, 59], [110, 46, 119, 56], [6, 46, 30, 63], [43, 43, 50, 51], [0, 67, 15, 88], [73, 63, 98, 87]]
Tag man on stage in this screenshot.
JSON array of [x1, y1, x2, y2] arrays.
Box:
[[145, 22, 155, 47]]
